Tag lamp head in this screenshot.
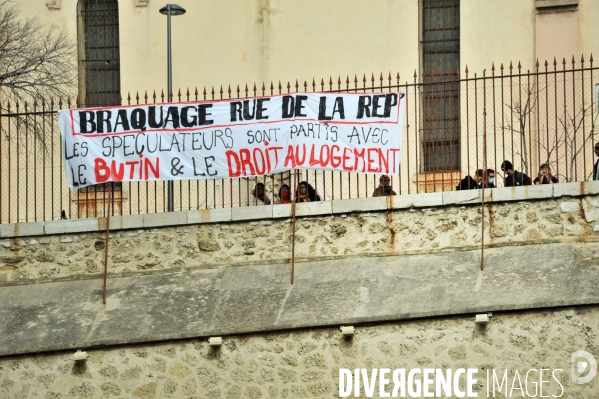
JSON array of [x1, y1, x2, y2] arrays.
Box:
[[159, 4, 186, 16]]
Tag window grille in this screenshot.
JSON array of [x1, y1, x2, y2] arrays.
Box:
[[80, 0, 121, 107], [421, 0, 460, 172]]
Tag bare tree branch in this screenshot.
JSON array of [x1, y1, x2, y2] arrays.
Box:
[[0, 0, 77, 103], [0, 0, 77, 149]]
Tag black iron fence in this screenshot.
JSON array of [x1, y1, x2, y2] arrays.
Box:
[[1, 56, 598, 223]]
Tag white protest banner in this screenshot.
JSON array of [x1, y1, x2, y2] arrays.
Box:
[[59, 92, 405, 189]]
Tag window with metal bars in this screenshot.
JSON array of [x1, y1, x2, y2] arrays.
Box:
[[78, 0, 121, 193], [421, 0, 460, 172], [79, 0, 121, 107]]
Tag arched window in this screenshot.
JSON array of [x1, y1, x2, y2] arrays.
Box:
[[78, 0, 120, 107]]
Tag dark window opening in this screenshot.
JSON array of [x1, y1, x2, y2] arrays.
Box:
[[421, 0, 460, 172], [80, 0, 121, 107]]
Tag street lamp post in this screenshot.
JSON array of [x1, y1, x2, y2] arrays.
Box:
[[159, 4, 186, 212]]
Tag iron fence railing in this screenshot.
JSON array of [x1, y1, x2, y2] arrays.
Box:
[[1, 56, 598, 223]]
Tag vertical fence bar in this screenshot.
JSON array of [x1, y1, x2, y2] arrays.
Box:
[[580, 56, 586, 179], [0, 101, 3, 222], [562, 58, 568, 180], [492, 65, 497, 173], [553, 59, 560, 179], [571, 57, 577, 180], [33, 100, 38, 221], [527, 69, 532, 176], [517, 64, 524, 173], [474, 73, 479, 171], [465, 67, 471, 181], [16, 101, 20, 222], [591, 55, 596, 174], [414, 71, 420, 194], [481, 67, 488, 272]]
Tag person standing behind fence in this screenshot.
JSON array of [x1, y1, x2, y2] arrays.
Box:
[[372, 175, 397, 196], [249, 182, 271, 205], [533, 163, 558, 185], [277, 184, 292, 204], [295, 181, 321, 202], [593, 142, 599, 180], [475, 169, 495, 189], [456, 169, 495, 190], [501, 160, 532, 187]]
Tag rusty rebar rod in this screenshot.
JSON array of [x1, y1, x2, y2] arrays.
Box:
[[102, 184, 113, 304], [291, 169, 298, 285]]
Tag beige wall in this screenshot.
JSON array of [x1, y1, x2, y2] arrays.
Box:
[[536, 9, 580, 65], [112, 0, 421, 98], [579, 0, 599, 61], [461, 0, 537, 75], [12, 0, 599, 96]]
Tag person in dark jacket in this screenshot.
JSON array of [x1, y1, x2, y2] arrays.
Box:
[[372, 175, 398, 196], [501, 160, 532, 187], [456, 169, 495, 190], [593, 142, 599, 180]]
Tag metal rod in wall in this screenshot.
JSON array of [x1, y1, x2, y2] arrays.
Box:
[[291, 169, 298, 285], [102, 183, 114, 304], [481, 83, 488, 272]]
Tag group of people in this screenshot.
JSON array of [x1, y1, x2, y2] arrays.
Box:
[[250, 155, 572, 205], [250, 175, 397, 205], [457, 160, 559, 190], [250, 181, 322, 205]]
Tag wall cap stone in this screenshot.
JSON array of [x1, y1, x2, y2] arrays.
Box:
[[2, 181, 599, 238]]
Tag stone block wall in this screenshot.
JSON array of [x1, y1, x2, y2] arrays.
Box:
[[2, 185, 599, 397], [0, 306, 597, 398], [1, 195, 598, 283]]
